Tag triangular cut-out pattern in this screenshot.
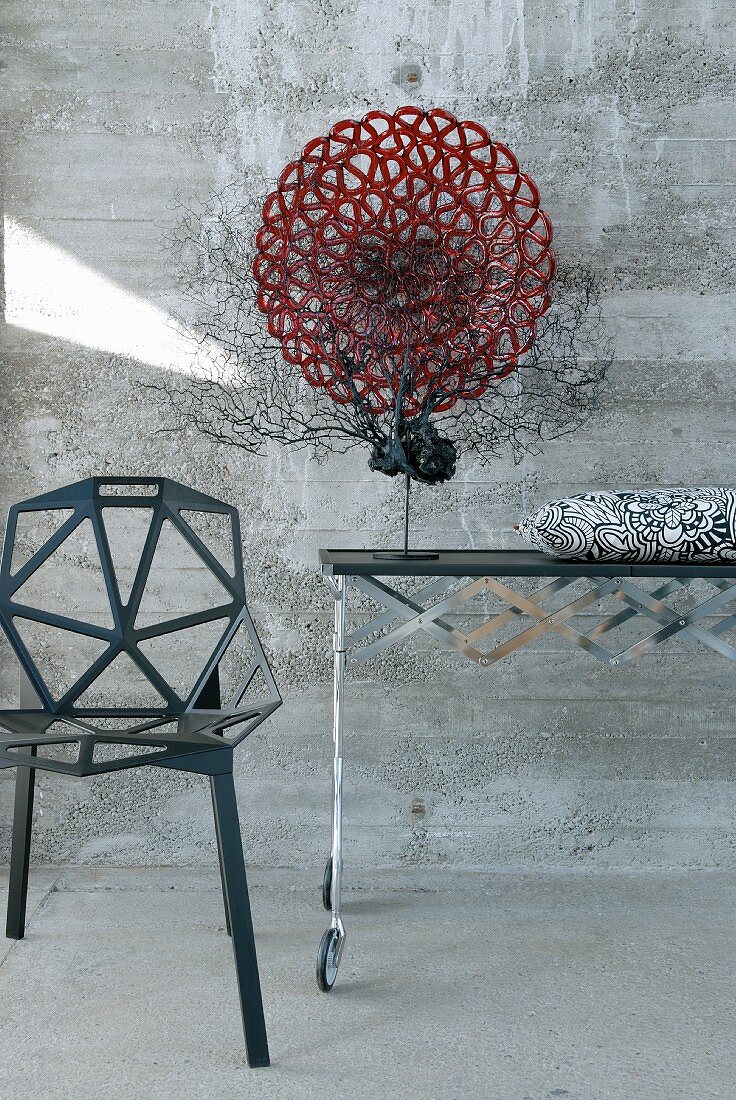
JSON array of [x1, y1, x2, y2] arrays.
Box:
[[1, 481, 280, 759], [179, 510, 236, 577], [72, 716, 170, 732], [14, 518, 114, 629], [102, 507, 154, 605], [13, 617, 110, 701], [134, 519, 231, 628], [92, 741, 166, 763], [37, 740, 80, 763], [138, 617, 230, 701], [216, 622, 259, 706], [73, 652, 167, 710], [237, 666, 273, 707], [220, 718, 258, 741], [10, 509, 75, 575], [8, 738, 79, 763]]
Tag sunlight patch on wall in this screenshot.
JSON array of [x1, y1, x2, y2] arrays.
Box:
[[3, 217, 222, 377]]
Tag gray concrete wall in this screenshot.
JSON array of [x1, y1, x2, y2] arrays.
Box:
[[1, 0, 735, 871]]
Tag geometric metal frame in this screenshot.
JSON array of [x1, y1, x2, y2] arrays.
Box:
[[316, 547, 736, 992], [0, 476, 281, 776], [0, 478, 282, 1068]]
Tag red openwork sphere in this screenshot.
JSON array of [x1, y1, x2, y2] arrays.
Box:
[[253, 106, 555, 417]]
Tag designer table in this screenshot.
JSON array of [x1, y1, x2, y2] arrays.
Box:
[[315, 548, 736, 991]]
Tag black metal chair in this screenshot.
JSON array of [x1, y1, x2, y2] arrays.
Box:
[[0, 477, 281, 1068]]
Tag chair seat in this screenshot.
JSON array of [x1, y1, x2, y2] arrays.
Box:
[[0, 700, 279, 776]]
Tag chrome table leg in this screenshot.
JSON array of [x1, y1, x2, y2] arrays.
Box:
[[317, 575, 348, 991]]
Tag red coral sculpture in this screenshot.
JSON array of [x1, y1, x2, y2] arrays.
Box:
[[161, 108, 609, 487], [253, 106, 555, 433]]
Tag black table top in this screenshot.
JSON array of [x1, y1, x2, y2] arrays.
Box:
[[319, 548, 736, 579]]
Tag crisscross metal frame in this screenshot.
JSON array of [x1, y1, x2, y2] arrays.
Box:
[[343, 572, 736, 669], [315, 547, 736, 993]]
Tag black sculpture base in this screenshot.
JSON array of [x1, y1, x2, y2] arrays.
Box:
[[373, 550, 440, 560]]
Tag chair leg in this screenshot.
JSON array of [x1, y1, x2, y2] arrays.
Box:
[[6, 750, 37, 940], [210, 770, 269, 1068], [210, 778, 232, 936]]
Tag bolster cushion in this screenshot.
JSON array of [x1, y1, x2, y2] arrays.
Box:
[[517, 489, 736, 562]]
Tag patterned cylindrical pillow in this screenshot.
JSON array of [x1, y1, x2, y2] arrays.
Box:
[[517, 489, 736, 562]]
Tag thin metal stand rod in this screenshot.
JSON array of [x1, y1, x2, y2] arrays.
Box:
[[372, 474, 437, 560], [403, 474, 410, 557], [210, 770, 269, 1068], [330, 576, 347, 938]]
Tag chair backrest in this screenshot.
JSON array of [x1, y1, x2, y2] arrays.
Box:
[[0, 477, 262, 718]]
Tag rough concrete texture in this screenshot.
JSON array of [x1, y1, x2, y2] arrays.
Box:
[[1, 2, 736, 870], [1, 867, 735, 1099]]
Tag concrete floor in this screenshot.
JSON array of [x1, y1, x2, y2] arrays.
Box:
[[0, 867, 734, 1100]]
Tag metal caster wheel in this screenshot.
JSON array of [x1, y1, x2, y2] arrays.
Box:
[[322, 857, 332, 911], [316, 927, 341, 992]]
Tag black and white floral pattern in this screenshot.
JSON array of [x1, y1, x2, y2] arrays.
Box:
[[518, 489, 736, 562]]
